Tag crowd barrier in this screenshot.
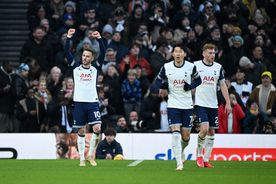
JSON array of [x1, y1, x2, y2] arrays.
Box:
[[0, 134, 275, 161]]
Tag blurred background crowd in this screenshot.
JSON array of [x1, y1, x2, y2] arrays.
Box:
[[0, 0, 275, 134]]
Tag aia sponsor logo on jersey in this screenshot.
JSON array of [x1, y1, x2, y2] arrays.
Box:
[[202, 76, 215, 85], [80, 73, 92, 81], [173, 79, 185, 88]]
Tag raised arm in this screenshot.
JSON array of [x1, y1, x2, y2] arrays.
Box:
[[91, 31, 106, 70], [65, 28, 77, 68]]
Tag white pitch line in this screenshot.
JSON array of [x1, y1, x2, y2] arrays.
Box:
[[128, 160, 144, 167]]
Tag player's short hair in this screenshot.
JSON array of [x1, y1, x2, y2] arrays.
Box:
[[83, 48, 96, 56], [173, 44, 187, 53], [202, 43, 216, 51]]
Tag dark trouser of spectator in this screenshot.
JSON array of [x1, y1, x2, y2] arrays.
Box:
[[0, 113, 17, 133]]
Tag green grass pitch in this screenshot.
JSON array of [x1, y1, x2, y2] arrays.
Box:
[[1, 160, 276, 184]]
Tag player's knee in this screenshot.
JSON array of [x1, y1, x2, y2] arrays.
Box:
[[208, 129, 215, 136], [92, 124, 101, 134]]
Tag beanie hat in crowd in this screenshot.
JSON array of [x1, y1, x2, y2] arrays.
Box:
[[17, 63, 30, 73], [102, 24, 114, 35], [64, 1, 76, 12], [82, 37, 93, 48], [239, 56, 252, 67], [182, 0, 192, 7], [231, 35, 244, 45]]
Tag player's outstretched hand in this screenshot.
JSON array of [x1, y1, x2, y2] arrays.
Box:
[[67, 28, 75, 37], [91, 31, 101, 39]]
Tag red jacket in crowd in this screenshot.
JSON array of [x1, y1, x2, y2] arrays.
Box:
[[218, 104, 245, 133]]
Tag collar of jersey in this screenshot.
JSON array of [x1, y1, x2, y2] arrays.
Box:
[[173, 60, 185, 68], [201, 60, 214, 67], [81, 65, 91, 70]]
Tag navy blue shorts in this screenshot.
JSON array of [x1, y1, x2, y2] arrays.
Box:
[[167, 108, 193, 128], [194, 105, 218, 128], [73, 102, 101, 128]]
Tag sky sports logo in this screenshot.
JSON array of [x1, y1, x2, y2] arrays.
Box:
[[155, 148, 276, 161], [211, 148, 276, 161]]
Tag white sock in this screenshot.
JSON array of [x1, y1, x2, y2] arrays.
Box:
[[77, 134, 85, 161], [172, 131, 182, 166], [181, 138, 190, 161], [88, 133, 99, 158], [203, 136, 214, 162], [197, 134, 206, 157]]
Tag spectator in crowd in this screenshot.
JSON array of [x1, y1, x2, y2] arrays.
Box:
[[239, 54, 266, 88], [20, 26, 54, 72], [47, 90, 73, 133], [148, 3, 168, 43], [79, 6, 100, 36], [15, 88, 41, 132], [49, 0, 64, 31], [62, 77, 74, 101], [115, 116, 130, 133], [231, 67, 253, 107], [218, 93, 245, 134], [96, 128, 123, 159], [222, 35, 245, 78], [0, 61, 16, 133], [140, 84, 161, 132], [108, 31, 128, 62], [104, 65, 124, 115], [33, 79, 52, 132], [133, 64, 151, 97], [119, 43, 152, 78], [40, 18, 59, 51], [97, 87, 116, 132], [150, 37, 169, 77], [249, 71, 276, 117], [121, 69, 142, 118], [127, 4, 147, 41], [47, 66, 63, 98], [12, 63, 30, 102], [101, 48, 118, 74], [243, 101, 261, 133]]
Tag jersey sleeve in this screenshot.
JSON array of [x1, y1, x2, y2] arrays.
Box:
[[218, 67, 225, 81], [154, 66, 168, 89], [64, 37, 79, 68], [92, 38, 106, 70]]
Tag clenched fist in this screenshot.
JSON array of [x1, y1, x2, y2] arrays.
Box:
[[91, 31, 101, 39], [67, 28, 75, 38]]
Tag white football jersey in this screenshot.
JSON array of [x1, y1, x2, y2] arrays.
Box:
[[73, 65, 98, 102], [194, 60, 224, 108], [157, 60, 199, 109]]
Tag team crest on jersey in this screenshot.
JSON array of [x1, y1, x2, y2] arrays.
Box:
[[80, 73, 92, 81]]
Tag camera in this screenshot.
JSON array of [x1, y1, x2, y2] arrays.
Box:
[[130, 120, 147, 132]]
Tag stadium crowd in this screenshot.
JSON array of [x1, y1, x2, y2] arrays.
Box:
[[0, 0, 275, 134]]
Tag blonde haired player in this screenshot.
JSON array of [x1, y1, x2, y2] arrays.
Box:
[[194, 43, 231, 168], [65, 28, 106, 166]]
